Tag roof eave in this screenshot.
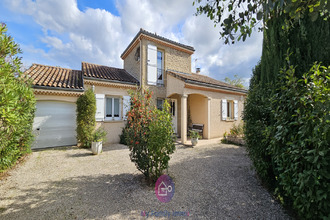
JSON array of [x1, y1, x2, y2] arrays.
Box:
[[185, 79, 248, 94], [32, 85, 84, 92], [84, 76, 140, 86]]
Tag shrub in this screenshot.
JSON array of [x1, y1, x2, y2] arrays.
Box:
[[92, 127, 107, 142], [0, 23, 36, 172], [76, 89, 96, 147], [269, 63, 330, 219], [126, 90, 175, 182]]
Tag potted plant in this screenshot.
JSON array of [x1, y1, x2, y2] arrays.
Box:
[[190, 130, 200, 146], [91, 128, 107, 155]]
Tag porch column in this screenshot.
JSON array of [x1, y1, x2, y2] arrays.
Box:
[[181, 94, 188, 144], [206, 97, 211, 139]]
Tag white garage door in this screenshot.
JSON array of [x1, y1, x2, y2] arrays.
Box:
[[32, 101, 77, 149]]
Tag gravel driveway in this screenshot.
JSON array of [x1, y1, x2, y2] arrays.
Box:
[[0, 142, 290, 219]]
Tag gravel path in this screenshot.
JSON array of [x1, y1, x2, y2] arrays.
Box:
[[0, 142, 290, 219]]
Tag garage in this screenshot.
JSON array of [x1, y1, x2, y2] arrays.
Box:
[[32, 101, 77, 149]]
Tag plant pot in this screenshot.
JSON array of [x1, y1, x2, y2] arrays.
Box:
[[91, 141, 102, 155], [191, 138, 198, 146]]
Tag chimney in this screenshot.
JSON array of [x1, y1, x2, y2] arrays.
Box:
[[196, 67, 201, 74]]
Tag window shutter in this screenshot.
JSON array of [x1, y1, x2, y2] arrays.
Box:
[[234, 100, 238, 120], [222, 99, 227, 121], [95, 94, 105, 121], [123, 96, 130, 120], [147, 44, 157, 85]]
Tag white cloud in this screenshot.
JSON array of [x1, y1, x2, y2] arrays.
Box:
[[3, 0, 263, 84]]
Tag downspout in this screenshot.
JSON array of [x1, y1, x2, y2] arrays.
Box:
[[139, 36, 143, 92]]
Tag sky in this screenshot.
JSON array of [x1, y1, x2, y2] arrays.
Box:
[[0, 0, 263, 87]]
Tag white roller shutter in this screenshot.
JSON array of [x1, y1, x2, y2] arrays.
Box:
[[147, 44, 157, 85], [222, 99, 227, 121], [123, 96, 131, 120], [32, 101, 76, 149], [95, 94, 105, 121], [234, 100, 238, 120]]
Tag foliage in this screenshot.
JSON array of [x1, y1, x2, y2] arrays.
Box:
[[0, 23, 36, 172], [125, 90, 175, 183], [76, 89, 96, 147], [243, 63, 277, 189], [92, 127, 107, 142], [189, 130, 201, 139], [224, 74, 245, 88], [268, 62, 330, 219], [193, 0, 329, 44], [119, 126, 128, 145], [229, 122, 244, 137]]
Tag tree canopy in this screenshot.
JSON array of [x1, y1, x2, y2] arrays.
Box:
[[194, 0, 330, 44]]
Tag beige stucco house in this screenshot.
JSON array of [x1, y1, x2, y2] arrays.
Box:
[[26, 29, 247, 149]]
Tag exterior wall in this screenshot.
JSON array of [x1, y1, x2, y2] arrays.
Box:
[[123, 43, 141, 82], [185, 86, 245, 139], [85, 83, 131, 144]]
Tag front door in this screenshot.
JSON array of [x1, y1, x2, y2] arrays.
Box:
[[170, 99, 177, 134]]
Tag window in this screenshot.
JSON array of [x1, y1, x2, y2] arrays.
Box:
[[157, 50, 164, 85], [227, 101, 234, 119], [105, 97, 121, 120], [222, 99, 238, 121], [157, 99, 164, 111]]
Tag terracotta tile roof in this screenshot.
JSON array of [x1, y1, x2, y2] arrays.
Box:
[[82, 62, 139, 85], [121, 28, 195, 58], [167, 70, 247, 94], [25, 64, 84, 91]]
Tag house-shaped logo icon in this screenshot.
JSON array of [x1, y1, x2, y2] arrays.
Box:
[[158, 181, 172, 196]]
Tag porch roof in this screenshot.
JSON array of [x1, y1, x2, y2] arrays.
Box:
[[167, 70, 247, 94]]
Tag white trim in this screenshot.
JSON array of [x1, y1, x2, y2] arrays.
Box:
[[105, 96, 121, 121]]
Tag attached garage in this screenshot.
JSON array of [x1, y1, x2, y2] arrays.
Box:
[[24, 64, 84, 149], [32, 101, 77, 149]]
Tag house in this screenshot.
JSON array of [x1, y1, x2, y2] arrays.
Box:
[[26, 28, 247, 149]]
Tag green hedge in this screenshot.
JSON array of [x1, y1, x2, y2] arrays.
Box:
[[0, 24, 36, 172], [269, 63, 330, 219]]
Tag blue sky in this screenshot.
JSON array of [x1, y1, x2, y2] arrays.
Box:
[[0, 0, 263, 87]]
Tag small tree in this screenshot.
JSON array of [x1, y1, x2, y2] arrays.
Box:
[[224, 74, 245, 88], [76, 89, 96, 147], [125, 90, 175, 182], [0, 23, 36, 171]]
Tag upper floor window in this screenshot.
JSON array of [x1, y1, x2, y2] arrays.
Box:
[[157, 50, 164, 85], [147, 44, 164, 86]]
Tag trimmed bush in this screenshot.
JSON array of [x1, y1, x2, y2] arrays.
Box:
[[76, 89, 96, 147], [0, 23, 36, 172], [125, 90, 175, 182]]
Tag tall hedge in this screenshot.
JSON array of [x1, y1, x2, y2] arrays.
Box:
[[0, 23, 36, 172], [76, 89, 96, 147], [244, 13, 330, 218]]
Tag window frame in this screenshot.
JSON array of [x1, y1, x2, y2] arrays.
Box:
[[157, 49, 164, 85], [227, 100, 234, 120], [156, 98, 164, 111], [105, 96, 121, 121]]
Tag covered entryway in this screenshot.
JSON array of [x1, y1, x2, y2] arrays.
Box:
[[32, 101, 77, 149]]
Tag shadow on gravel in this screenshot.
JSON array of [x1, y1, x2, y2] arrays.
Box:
[[0, 145, 290, 219]]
